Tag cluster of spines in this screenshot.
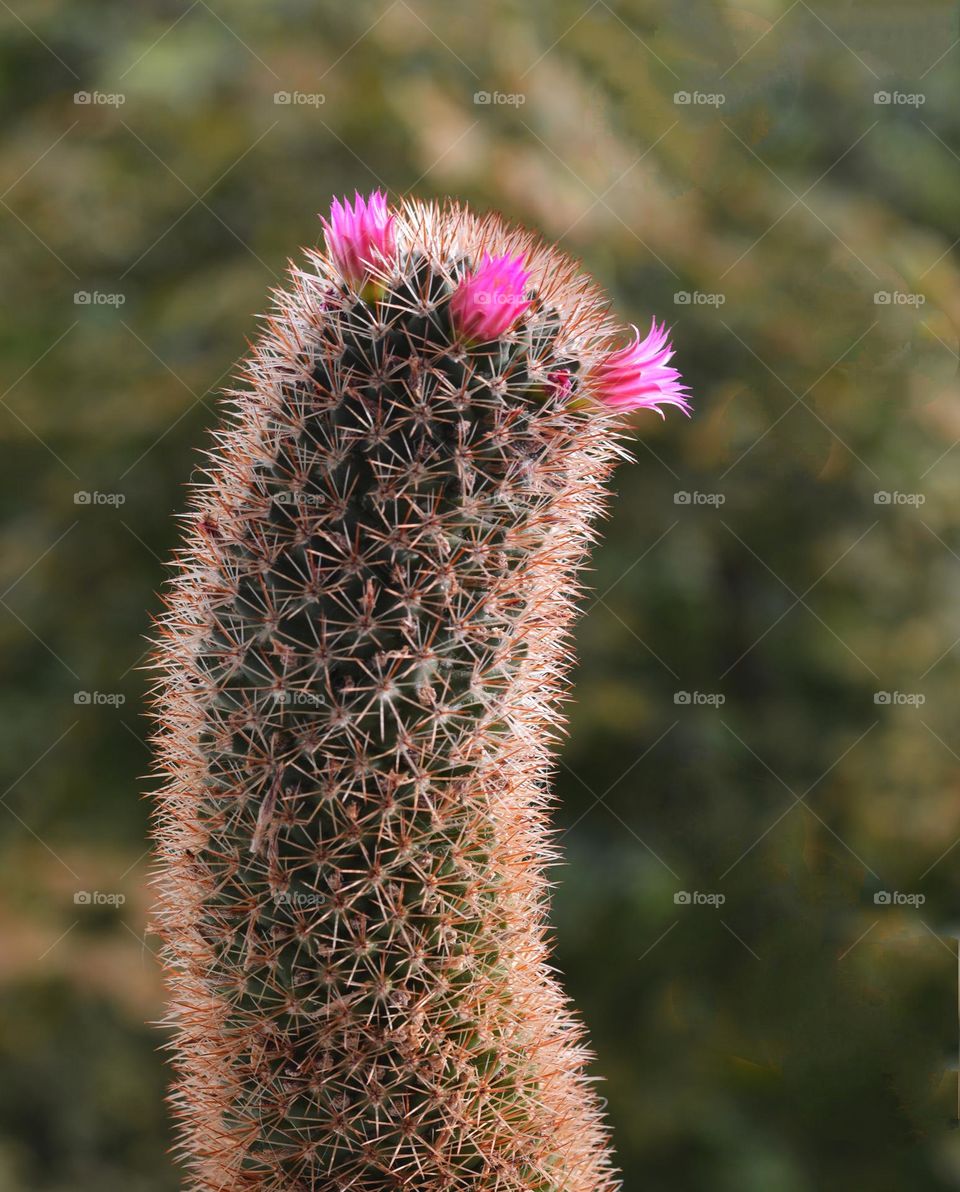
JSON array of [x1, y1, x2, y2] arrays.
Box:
[[151, 196, 683, 1190]]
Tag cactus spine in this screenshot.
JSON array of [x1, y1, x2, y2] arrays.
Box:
[[152, 196, 654, 1190]]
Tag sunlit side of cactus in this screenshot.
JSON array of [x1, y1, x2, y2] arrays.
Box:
[[151, 193, 688, 1191]]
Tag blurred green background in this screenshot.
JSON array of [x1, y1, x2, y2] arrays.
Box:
[[2, 0, 960, 1188]]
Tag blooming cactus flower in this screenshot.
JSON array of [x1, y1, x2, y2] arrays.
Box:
[[320, 189, 396, 283], [589, 319, 691, 416], [450, 251, 534, 340]]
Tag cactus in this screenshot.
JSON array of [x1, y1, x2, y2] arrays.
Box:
[[151, 193, 688, 1191]]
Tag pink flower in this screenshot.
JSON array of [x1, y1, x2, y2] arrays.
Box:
[[321, 190, 396, 283], [588, 320, 691, 417], [450, 253, 534, 340]]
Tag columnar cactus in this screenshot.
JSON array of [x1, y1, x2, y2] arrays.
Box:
[[151, 193, 688, 1191]]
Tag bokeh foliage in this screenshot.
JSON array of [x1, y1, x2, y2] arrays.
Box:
[[2, 0, 960, 1188]]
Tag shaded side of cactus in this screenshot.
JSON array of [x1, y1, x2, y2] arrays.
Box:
[[151, 194, 687, 1190]]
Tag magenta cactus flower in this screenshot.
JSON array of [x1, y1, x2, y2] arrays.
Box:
[[588, 319, 691, 416], [450, 251, 534, 340], [320, 189, 396, 283]]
